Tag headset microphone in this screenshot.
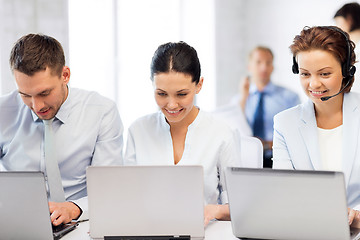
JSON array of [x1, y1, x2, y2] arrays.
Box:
[[320, 78, 351, 101]]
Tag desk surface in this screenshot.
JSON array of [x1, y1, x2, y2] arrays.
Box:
[[62, 220, 238, 240]]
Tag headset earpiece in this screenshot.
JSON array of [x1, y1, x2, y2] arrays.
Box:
[[292, 56, 299, 74], [349, 65, 356, 78]]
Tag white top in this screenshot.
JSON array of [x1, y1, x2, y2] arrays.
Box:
[[317, 125, 343, 171], [352, 40, 360, 93], [124, 110, 241, 205]]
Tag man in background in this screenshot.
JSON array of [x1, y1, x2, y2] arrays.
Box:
[[235, 46, 300, 168], [0, 34, 124, 225]]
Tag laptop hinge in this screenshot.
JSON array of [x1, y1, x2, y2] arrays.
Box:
[[104, 235, 191, 240]]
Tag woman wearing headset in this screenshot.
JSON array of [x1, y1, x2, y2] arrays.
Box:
[[124, 41, 240, 226], [272, 26, 360, 226]]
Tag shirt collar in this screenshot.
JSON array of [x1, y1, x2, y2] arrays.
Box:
[[159, 106, 202, 130], [249, 81, 275, 95], [31, 86, 71, 124]]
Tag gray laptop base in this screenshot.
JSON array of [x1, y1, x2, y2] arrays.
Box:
[[225, 167, 352, 240], [0, 172, 77, 240]]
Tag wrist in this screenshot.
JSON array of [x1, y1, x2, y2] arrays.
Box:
[[68, 201, 82, 220]]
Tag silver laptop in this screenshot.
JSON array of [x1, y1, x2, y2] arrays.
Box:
[[87, 165, 205, 240], [0, 172, 77, 240], [225, 167, 360, 240]]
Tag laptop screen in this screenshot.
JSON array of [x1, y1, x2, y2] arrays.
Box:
[[87, 165, 205, 239], [225, 168, 350, 240]]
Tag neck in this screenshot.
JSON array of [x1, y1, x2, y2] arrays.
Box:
[[254, 79, 270, 92], [350, 29, 360, 44], [169, 106, 199, 130], [314, 94, 344, 129]]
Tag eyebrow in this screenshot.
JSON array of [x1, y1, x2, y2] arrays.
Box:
[[18, 88, 52, 97], [299, 67, 332, 72], [156, 88, 190, 93]]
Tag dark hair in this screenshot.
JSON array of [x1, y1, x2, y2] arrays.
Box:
[[150, 41, 201, 84], [334, 2, 360, 32], [9, 33, 65, 77], [290, 26, 356, 93]]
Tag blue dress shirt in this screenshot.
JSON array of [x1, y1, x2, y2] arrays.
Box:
[[0, 87, 124, 219], [245, 82, 300, 142]]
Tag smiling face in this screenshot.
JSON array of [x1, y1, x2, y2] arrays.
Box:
[[15, 67, 70, 120], [297, 49, 343, 105], [153, 71, 203, 125]]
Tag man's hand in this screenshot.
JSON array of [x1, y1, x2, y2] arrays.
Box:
[[49, 201, 81, 226], [349, 208, 360, 228], [239, 76, 250, 111]]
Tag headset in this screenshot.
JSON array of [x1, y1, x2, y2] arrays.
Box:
[[292, 26, 356, 101]]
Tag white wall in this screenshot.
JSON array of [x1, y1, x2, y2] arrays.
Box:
[[0, 0, 69, 95], [1, 0, 357, 108], [214, 0, 357, 106]]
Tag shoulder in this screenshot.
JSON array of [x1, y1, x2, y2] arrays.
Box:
[[195, 110, 235, 136], [272, 84, 299, 99], [274, 103, 303, 125], [70, 88, 115, 106], [346, 91, 360, 101], [128, 112, 161, 132], [68, 88, 118, 116], [0, 90, 26, 114]]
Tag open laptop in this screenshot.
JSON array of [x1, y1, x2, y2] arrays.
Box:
[[0, 172, 78, 240], [225, 167, 360, 240], [86, 165, 204, 240]]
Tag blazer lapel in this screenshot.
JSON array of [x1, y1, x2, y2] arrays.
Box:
[[299, 100, 322, 169], [342, 93, 360, 186]]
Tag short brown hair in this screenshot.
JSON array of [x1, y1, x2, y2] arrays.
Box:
[[9, 33, 65, 77], [248, 46, 274, 61], [290, 26, 356, 93]]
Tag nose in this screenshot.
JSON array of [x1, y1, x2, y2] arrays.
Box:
[[31, 97, 45, 112], [309, 76, 322, 89], [167, 97, 179, 109]]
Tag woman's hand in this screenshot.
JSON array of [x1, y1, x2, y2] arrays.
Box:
[[348, 208, 360, 227], [204, 204, 230, 226]]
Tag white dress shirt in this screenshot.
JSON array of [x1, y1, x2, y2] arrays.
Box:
[[0, 87, 124, 219], [124, 110, 241, 205]]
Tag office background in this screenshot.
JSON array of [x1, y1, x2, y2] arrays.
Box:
[[0, 0, 355, 132]]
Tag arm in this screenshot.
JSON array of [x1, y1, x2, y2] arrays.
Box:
[[204, 129, 240, 225], [51, 102, 124, 225], [123, 128, 137, 165], [272, 115, 294, 169], [239, 76, 250, 111]]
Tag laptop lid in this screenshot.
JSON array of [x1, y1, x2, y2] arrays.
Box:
[[0, 172, 77, 240], [87, 165, 204, 239], [225, 167, 350, 240]]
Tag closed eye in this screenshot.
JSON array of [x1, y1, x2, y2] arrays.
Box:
[[320, 72, 331, 77], [300, 72, 310, 77], [157, 92, 167, 96]]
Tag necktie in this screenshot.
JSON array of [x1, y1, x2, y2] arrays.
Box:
[[252, 92, 265, 139], [43, 119, 66, 202]]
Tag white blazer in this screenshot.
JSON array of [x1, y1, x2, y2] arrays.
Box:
[[273, 92, 360, 210]]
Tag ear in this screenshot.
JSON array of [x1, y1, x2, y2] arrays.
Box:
[[195, 77, 204, 94], [61, 66, 70, 85]]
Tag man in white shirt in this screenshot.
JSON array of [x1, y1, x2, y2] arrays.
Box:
[[0, 34, 123, 225]]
